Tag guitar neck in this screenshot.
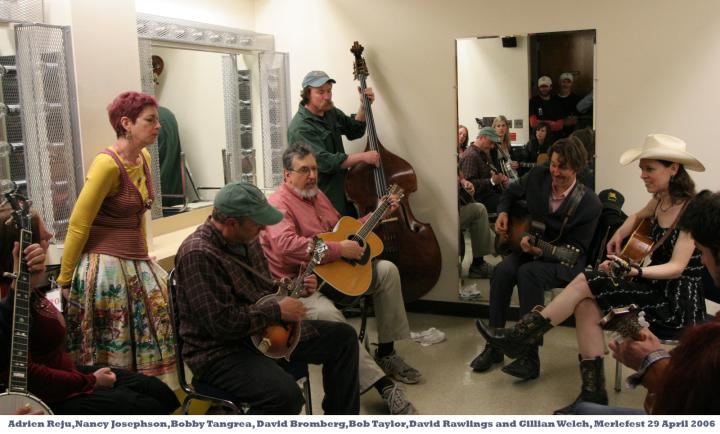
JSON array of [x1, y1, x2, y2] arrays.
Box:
[[533, 237, 576, 266], [9, 228, 32, 394], [357, 198, 392, 240]]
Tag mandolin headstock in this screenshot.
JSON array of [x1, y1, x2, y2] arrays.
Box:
[[351, 41, 368, 81]]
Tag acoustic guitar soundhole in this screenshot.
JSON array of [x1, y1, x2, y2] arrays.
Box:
[[346, 235, 370, 266]]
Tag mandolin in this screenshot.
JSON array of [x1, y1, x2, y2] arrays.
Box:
[[315, 185, 402, 301], [251, 238, 327, 359], [0, 187, 54, 415]]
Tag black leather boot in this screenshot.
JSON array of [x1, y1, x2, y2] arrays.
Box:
[[476, 306, 553, 359], [470, 343, 504, 372], [554, 356, 608, 415], [501, 345, 539, 380]]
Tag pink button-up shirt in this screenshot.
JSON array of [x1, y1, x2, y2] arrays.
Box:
[[260, 183, 348, 279], [548, 179, 576, 213]]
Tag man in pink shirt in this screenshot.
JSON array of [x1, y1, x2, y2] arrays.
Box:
[[260, 143, 420, 415]]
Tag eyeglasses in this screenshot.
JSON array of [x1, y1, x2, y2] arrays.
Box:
[[290, 167, 318, 175]]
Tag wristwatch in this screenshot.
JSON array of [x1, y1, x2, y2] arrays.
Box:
[[626, 349, 671, 388]]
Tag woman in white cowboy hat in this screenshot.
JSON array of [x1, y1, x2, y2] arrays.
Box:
[[476, 133, 707, 414]]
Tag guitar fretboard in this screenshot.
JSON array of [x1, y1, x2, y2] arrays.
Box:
[[9, 228, 32, 394]]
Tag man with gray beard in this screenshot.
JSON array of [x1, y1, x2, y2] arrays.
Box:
[[260, 143, 421, 415]]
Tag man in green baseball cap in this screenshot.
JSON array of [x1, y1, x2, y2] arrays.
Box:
[[173, 181, 361, 414], [459, 126, 507, 215], [287, 69, 380, 217]]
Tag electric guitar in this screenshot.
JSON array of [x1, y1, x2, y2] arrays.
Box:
[[251, 238, 327, 359], [0, 187, 54, 415], [495, 215, 581, 267], [315, 185, 402, 300]]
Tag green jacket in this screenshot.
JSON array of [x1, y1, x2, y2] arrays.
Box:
[[158, 106, 183, 206], [287, 104, 366, 216]]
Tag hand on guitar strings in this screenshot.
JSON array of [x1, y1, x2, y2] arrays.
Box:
[[300, 273, 317, 297], [520, 235, 543, 257], [278, 297, 306, 322], [340, 240, 364, 261], [608, 327, 660, 372]]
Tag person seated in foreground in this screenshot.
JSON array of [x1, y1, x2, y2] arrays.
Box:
[[173, 181, 360, 414], [260, 143, 420, 415], [0, 204, 179, 415]]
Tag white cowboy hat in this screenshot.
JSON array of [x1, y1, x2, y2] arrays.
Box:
[[619, 134, 705, 172]]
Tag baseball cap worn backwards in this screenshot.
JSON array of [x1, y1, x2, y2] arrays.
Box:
[[213, 182, 283, 226], [478, 126, 501, 143], [302, 70, 336, 88]]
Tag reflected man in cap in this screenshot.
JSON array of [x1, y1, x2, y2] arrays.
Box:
[[556, 72, 581, 138], [459, 126, 508, 215], [529, 75, 564, 140], [288, 70, 379, 217], [173, 181, 360, 414]]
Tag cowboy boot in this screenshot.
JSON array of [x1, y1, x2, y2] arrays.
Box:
[[501, 345, 540, 380], [554, 356, 608, 415], [475, 306, 553, 359]]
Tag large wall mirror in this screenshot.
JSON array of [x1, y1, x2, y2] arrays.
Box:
[[136, 14, 290, 219], [456, 29, 596, 305]]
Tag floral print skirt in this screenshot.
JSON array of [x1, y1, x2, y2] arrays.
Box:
[[65, 253, 176, 378]]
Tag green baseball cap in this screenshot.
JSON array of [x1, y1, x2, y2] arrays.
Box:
[[302, 70, 336, 88], [477, 126, 500, 143], [213, 182, 283, 226]]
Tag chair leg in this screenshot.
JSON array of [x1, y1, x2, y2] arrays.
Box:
[[302, 376, 313, 415], [614, 359, 622, 392]]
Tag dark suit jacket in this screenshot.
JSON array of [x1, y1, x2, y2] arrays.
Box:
[[498, 166, 601, 280]]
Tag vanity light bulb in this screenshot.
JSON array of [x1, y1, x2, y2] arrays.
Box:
[[225, 34, 237, 45], [208, 32, 220, 42]]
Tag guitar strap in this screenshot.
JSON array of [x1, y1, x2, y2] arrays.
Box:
[[547, 181, 587, 244], [226, 254, 278, 291]]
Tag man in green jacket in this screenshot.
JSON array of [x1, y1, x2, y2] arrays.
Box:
[[287, 70, 379, 216]]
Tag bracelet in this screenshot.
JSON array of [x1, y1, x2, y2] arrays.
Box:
[[632, 264, 643, 278]]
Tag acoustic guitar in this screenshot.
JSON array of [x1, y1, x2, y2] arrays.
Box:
[[608, 218, 654, 282], [0, 187, 53, 415], [495, 215, 581, 267], [517, 152, 549, 169], [251, 238, 328, 359], [315, 185, 402, 301]]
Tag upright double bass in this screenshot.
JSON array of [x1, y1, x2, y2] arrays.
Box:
[[345, 41, 441, 302]]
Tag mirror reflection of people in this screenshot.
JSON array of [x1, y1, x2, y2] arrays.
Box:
[[457, 124, 469, 157], [288, 71, 380, 217], [526, 121, 551, 166], [529, 76, 563, 141], [158, 106, 184, 207], [492, 116, 520, 177], [556, 72, 581, 138], [477, 134, 706, 414], [0, 207, 179, 415], [58, 91, 176, 378], [459, 127, 507, 214]]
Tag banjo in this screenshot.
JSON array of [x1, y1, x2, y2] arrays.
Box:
[[0, 186, 53, 414]]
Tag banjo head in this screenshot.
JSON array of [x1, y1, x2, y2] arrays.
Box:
[[0, 391, 54, 415]]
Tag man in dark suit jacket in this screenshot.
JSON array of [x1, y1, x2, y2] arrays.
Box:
[[471, 138, 601, 380]]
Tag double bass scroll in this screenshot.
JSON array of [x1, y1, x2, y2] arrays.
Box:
[[344, 41, 442, 303]]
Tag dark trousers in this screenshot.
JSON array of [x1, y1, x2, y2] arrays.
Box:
[[51, 366, 180, 415], [199, 320, 359, 415], [489, 251, 571, 327]]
